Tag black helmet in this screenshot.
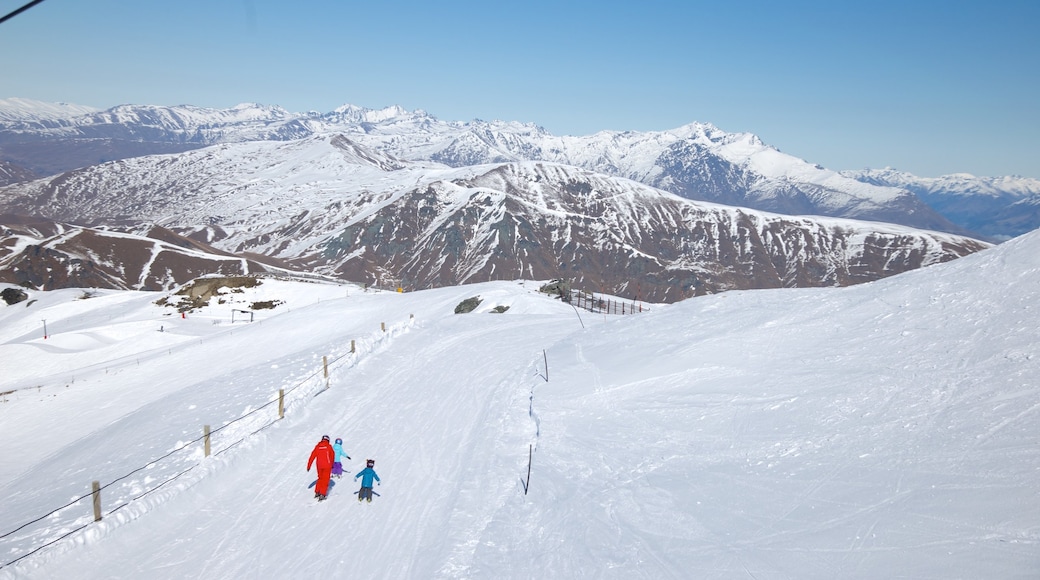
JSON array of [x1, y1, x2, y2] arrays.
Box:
[[321, 435, 330, 442], [335, 438, 342, 444], [366, 459, 375, 467]]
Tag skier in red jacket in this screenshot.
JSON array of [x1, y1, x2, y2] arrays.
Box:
[[307, 435, 336, 500]]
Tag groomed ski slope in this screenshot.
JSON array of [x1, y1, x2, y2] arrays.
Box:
[[2, 231, 1039, 579]]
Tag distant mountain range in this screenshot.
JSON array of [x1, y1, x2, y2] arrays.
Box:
[[2, 99, 1036, 240], [841, 168, 1040, 241], [0, 99, 1011, 299]]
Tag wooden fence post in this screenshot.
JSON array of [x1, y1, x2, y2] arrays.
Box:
[[351, 339, 356, 353], [323, 356, 329, 379], [92, 480, 102, 521], [381, 322, 386, 332], [204, 425, 211, 457], [278, 389, 284, 419]]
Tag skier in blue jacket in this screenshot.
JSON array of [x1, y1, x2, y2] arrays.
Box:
[[354, 459, 381, 502], [331, 438, 351, 478]]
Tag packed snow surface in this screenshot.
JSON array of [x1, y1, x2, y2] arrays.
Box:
[[1, 231, 1039, 579]]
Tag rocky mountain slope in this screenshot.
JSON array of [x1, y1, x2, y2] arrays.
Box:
[[0, 135, 988, 301], [0, 160, 36, 187], [0, 214, 289, 291]]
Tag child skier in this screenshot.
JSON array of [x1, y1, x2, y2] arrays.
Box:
[[331, 437, 351, 478], [354, 459, 381, 502], [307, 435, 335, 501]]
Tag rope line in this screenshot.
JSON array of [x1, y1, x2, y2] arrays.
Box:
[[0, 495, 88, 540], [0, 522, 90, 570], [106, 463, 201, 516], [0, 359, 325, 539]]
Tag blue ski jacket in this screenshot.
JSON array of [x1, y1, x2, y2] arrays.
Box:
[[354, 467, 381, 487], [333, 442, 351, 464]]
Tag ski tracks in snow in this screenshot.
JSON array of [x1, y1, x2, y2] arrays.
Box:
[[0, 310, 416, 577]]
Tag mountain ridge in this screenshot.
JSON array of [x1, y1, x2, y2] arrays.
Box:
[[842, 167, 1040, 240], [0, 214, 292, 291], [0, 134, 989, 301], [0, 99, 988, 236]]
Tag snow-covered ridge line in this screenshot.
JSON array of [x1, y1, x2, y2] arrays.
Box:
[[0, 98, 973, 235], [0, 98, 100, 123]]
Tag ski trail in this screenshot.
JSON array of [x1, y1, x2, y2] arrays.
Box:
[[0, 297, 416, 575], [15, 299, 581, 578]]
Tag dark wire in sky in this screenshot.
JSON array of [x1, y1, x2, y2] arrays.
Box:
[[0, 0, 46, 26]]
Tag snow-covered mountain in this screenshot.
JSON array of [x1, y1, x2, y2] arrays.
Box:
[[313, 161, 983, 302], [0, 100, 311, 176], [0, 100, 975, 235], [420, 121, 962, 234], [0, 135, 988, 301], [1, 228, 1038, 578], [844, 167, 1040, 241], [0, 99, 296, 137], [0, 98, 100, 123]]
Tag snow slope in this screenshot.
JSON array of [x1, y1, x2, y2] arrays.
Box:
[[1, 229, 1039, 578]]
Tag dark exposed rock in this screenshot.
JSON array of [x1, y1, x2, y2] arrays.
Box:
[[250, 299, 282, 310], [539, 279, 571, 302], [454, 296, 482, 314], [1, 286, 27, 305]]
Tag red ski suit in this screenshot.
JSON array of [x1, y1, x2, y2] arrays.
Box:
[[307, 439, 336, 496]]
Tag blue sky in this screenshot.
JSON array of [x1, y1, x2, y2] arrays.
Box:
[[1, 0, 1037, 178]]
